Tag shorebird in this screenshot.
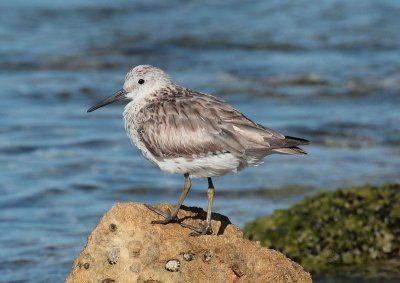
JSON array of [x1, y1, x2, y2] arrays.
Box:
[[87, 65, 309, 235]]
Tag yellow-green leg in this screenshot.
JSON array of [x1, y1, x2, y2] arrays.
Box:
[[181, 177, 214, 235], [145, 173, 191, 224]]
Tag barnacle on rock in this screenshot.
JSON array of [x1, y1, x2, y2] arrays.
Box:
[[165, 259, 180, 272], [108, 247, 120, 265], [109, 223, 117, 232], [183, 252, 193, 261]]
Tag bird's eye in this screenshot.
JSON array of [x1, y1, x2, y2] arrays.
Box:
[[138, 79, 145, 84]]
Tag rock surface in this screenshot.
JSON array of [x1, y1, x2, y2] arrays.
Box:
[[67, 203, 312, 283]]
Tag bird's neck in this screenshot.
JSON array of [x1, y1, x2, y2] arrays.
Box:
[[123, 95, 146, 124], [122, 87, 162, 125], [125, 84, 182, 112]]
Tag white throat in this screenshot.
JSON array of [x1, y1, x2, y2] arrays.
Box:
[[122, 98, 159, 165]]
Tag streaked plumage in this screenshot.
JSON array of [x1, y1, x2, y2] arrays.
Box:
[[122, 73, 308, 178], [88, 64, 309, 235]]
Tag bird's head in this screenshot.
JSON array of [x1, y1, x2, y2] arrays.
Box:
[[87, 65, 171, 112]]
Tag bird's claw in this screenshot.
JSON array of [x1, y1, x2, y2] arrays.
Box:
[[151, 218, 175, 224], [180, 222, 213, 236], [144, 204, 176, 224], [145, 204, 213, 235]]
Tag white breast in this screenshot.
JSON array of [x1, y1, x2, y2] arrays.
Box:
[[123, 100, 159, 166]]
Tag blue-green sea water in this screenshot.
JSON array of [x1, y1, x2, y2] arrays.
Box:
[[0, 0, 399, 282]]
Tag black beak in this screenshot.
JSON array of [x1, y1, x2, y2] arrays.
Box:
[[87, 89, 128, 113]]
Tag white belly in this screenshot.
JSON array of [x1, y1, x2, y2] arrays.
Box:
[[156, 153, 241, 178]]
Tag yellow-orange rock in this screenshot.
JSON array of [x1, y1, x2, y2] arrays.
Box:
[[67, 203, 312, 283]]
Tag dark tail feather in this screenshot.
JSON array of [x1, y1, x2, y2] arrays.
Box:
[[271, 136, 309, 155], [284, 136, 310, 145], [273, 146, 307, 155]]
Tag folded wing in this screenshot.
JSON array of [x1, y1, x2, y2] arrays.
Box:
[[136, 87, 308, 159]]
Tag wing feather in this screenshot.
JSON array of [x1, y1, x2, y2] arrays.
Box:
[[136, 86, 307, 158]]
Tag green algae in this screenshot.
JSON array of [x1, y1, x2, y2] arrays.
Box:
[[244, 183, 400, 277]]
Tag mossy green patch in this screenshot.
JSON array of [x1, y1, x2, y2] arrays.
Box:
[[244, 183, 400, 277]]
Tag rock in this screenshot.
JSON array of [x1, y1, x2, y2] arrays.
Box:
[[244, 183, 400, 279], [67, 203, 312, 283]]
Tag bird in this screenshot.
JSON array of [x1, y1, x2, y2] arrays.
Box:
[[87, 65, 309, 235]]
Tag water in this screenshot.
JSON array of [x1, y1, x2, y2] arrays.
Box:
[[0, 0, 399, 282]]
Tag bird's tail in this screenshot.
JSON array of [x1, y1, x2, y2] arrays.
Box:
[[272, 146, 307, 155], [272, 136, 309, 155]]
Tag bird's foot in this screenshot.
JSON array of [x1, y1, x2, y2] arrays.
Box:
[[144, 204, 176, 224], [180, 222, 213, 236]]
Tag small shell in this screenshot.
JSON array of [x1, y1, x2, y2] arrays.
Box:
[[183, 252, 193, 261], [165, 259, 180, 272], [108, 247, 120, 265]]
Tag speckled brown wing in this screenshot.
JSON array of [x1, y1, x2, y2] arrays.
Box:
[[135, 86, 307, 159]]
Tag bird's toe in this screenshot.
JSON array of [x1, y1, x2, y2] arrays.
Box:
[[145, 204, 177, 224], [180, 222, 213, 236]]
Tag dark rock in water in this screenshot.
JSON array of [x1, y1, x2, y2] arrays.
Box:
[[244, 183, 400, 279], [66, 203, 311, 283]]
